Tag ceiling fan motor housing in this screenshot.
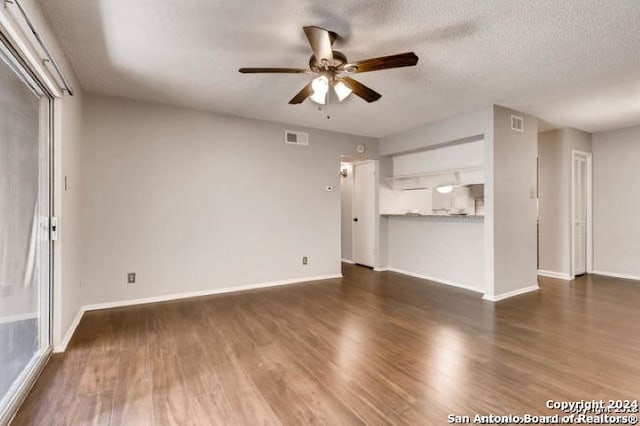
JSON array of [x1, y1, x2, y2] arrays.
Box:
[[309, 51, 348, 73]]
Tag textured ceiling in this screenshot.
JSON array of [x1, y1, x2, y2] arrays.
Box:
[[39, 0, 640, 137]]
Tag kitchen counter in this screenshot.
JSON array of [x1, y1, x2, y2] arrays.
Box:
[[381, 213, 484, 220]]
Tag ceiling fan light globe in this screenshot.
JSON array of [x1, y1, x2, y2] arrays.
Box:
[[333, 81, 352, 102], [310, 91, 327, 105], [310, 75, 329, 105]]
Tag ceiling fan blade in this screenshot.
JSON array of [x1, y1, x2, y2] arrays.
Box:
[[239, 67, 310, 74], [289, 82, 314, 104], [303, 26, 334, 63], [339, 77, 382, 103], [343, 52, 419, 73]]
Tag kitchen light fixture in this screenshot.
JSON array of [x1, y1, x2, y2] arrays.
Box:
[[310, 75, 329, 104], [436, 185, 453, 194], [333, 81, 352, 102]]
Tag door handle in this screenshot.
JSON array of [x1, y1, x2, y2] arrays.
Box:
[[353, 218, 358, 222], [50, 216, 58, 241]]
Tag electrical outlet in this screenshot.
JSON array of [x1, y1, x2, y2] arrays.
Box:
[[127, 272, 136, 284], [302, 256, 308, 265]]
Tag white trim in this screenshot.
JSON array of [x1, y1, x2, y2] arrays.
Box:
[[84, 274, 342, 312], [53, 307, 84, 353], [373, 267, 388, 272], [53, 274, 342, 352], [385, 267, 484, 294], [537, 270, 573, 281], [592, 270, 640, 282], [353, 159, 376, 166], [0, 312, 38, 325], [341, 259, 355, 264], [0, 346, 51, 425], [570, 150, 593, 279], [482, 285, 539, 302], [0, 5, 62, 97]]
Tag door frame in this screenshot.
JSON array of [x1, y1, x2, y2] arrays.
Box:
[[570, 150, 593, 279], [0, 30, 54, 426]]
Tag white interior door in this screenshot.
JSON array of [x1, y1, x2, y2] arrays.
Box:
[[573, 155, 587, 276], [353, 162, 376, 267]]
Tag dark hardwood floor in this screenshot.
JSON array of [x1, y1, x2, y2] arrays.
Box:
[[12, 263, 640, 425]]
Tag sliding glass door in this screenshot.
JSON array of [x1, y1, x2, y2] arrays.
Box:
[[0, 36, 51, 420]]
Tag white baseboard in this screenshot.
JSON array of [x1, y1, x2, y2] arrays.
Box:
[[0, 312, 38, 325], [84, 274, 342, 312], [341, 259, 355, 264], [54, 274, 342, 352], [483, 285, 539, 302], [54, 308, 84, 353], [384, 267, 484, 294], [537, 270, 572, 280], [373, 267, 388, 272], [591, 270, 640, 281]]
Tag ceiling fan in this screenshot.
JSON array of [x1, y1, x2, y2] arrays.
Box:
[[239, 26, 419, 105]]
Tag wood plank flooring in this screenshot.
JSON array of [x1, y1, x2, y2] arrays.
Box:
[[12, 263, 640, 425]]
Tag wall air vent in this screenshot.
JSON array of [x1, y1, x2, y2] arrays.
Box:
[[511, 115, 524, 132], [285, 130, 309, 146]]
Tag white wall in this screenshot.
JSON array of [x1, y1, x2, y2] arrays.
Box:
[[376, 156, 393, 268], [392, 140, 485, 176], [340, 162, 354, 261], [565, 128, 593, 161], [380, 108, 488, 156], [486, 106, 538, 298], [378, 108, 491, 291], [538, 130, 566, 275], [387, 217, 484, 292], [4, 0, 85, 348], [55, 87, 85, 346], [592, 125, 640, 278], [81, 94, 377, 305], [538, 128, 592, 278]]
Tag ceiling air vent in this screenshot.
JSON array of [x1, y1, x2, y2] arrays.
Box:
[[511, 115, 524, 132], [285, 130, 309, 146]]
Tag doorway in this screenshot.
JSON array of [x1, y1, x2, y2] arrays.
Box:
[[0, 36, 52, 422], [353, 161, 376, 268], [339, 161, 354, 263], [571, 150, 592, 278]]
